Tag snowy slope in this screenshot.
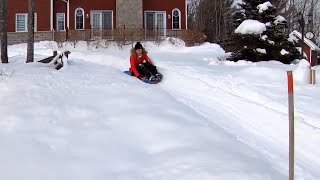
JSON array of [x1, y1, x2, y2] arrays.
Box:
[[0, 40, 319, 180]]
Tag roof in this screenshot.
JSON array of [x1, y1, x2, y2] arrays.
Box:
[[289, 30, 320, 52]]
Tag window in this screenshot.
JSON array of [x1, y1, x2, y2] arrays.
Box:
[[75, 8, 84, 29], [172, 9, 181, 29], [145, 11, 166, 37], [56, 13, 65, 31], [145, 12, 165, 29], [91, 11, 113, 29], [16, 14, 27, 32], [16, 13, 37, 32]]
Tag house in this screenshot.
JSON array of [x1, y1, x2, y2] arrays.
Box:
[[290, 30, 320, 66], [6, 0, 188, 44]]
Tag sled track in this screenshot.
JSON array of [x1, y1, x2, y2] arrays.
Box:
[[159, 68, 320, 131], [157, 67, 320, 180]]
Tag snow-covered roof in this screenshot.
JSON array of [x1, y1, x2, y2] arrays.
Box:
[[289, 30, 320, 52]]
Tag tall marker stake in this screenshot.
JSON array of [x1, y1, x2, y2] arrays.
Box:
[[287, 71, 294, 180]]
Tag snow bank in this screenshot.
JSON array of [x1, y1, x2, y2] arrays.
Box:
[[293, 59, 311, 84]]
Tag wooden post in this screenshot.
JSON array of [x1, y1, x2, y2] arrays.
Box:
[[309, 67, 313, 84], [313, 69, 317, 84], [287, 71, 295, 180], [311, 69, 316, 85]]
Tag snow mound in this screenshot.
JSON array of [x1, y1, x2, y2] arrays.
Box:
[[293, 59, 311, 84]]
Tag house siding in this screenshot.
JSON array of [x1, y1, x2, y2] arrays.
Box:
[[302, 44, 319, 65], [7, 0, 187, 32], [304, 44, 311, 63], [54, 0, 68, 30], [8, 0, 51, 32], [311, 51, 318, 66], [68, 0, 117, 30], [143, 0, 186, 29]]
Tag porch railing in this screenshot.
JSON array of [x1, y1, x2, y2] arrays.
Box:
[[53, 28, 188, 43]]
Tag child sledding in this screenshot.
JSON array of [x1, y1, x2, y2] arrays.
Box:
[[124, 42, 163, 84]]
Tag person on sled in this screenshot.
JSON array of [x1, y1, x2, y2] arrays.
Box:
[[129, 42, 162, 83]]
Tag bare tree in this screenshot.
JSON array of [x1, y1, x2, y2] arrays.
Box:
[[273, 0, 289, 14], [292, 0, 320, 42], [193, 0, 234, 42], [0, 0, 8, 63], [26, 0, 35, 63]]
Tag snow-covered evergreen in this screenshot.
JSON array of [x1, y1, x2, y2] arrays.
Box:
[[229, 0, 300, 63]]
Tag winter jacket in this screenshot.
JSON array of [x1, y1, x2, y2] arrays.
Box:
[[129, 48, 153, 77]]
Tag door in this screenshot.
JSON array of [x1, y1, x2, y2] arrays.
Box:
[[91, 11, 113, 39], [145, 12, 166, 38], [92, 11, 112, 29]]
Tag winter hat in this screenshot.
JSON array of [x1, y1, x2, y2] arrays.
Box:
[[134, 42, 143, 50]]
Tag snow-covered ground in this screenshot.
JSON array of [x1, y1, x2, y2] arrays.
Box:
[[0, 40, 319, 180]]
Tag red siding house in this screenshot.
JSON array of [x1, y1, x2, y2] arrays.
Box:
[[7, 0, 187, 32], [7, 0, 51, 32]]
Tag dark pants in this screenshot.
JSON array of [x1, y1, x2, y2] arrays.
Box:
[[137, 61, 158, 78]]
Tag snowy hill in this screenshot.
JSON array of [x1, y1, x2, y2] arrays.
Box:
[[0, 40, 319, 179]]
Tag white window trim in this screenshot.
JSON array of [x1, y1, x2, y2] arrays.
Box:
[[144, 11, 167, 29], [185, 0, 187, 29], [75, 8, 85, 30], [56, 13, 65, 31], [15, 13, 37, 32], [90, 10, 113, 29], [172, 8, 181, 30], [50, 0, 53, 30], [35, 13, 37, 32], [16, 13, 28, 32]]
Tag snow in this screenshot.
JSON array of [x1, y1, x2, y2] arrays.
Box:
[[235, 19, 266, 35], [261, 35, 268, 40], [265, 22, 271, 27], [256, 48, 266, 54], [281, 49, 289, 55], [290, 30, 320, 52], [268, 40, 275, 45], [274, 15, 286, 25], [288, 33, 299, 43], [293, 59, 312, 85], [257, 1, 273, 13], [296, 47, 309, 59], [1, 39, 320, 180]]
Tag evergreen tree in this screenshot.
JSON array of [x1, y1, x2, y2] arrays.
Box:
[[229, 0, 300, 64]]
